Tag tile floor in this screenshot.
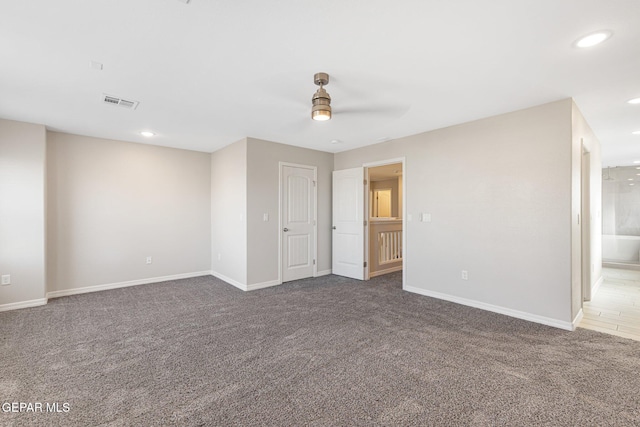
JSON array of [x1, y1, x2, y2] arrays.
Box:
[[579, 267, 640, 341]]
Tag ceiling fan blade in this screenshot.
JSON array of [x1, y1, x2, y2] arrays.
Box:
[[334, 104, 411, 119]]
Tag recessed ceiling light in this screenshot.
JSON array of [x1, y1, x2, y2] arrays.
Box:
[[628, 178, 634, 181], [140, 131, 155, 137], [632, 130, 640, 135], [634, 160, 640, 164], [631, 183, 635, 186], [330, 139, 342, 144], [628, 98, 640, 105], [574, 30, 612, 48]]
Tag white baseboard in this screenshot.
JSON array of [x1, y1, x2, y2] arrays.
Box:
[[211, 271, 247, 291], [246, 279, 281, 291], [572, 309, 584, 331], [0, 298, 48, 313], [47, 271, 212, 299], [369, 266, 403, 278], [315, 269, 332, 277], [404, 285, 574, 331], [591, 275, 604, 297]]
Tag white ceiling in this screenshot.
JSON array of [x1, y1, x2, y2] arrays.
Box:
[[1, 1, 639, 166]]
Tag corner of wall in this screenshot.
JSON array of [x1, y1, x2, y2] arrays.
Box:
[[0, 119, 47, 310], [210, 138, 248, 287]]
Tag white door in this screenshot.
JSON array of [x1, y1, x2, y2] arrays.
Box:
[[282, 165, 316, 282], [332, 167, 365, 279]]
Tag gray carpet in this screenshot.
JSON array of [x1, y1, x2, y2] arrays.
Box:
[[1, 272, 640, 426]]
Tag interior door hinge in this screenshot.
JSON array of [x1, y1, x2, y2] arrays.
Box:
[[363, 220, 367, 226], [313, 180, 316, 187], [364, 261, 367, 267], [363, 179, 368, 186], [313, 259, 316, 265]]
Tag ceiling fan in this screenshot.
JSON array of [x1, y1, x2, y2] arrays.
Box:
[[307, 72, 409, 123]]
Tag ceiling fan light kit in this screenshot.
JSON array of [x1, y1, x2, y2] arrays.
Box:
[[311, 72, 331, 121]]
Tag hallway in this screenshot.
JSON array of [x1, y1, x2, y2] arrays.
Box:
[[579, 268, 640, 341]]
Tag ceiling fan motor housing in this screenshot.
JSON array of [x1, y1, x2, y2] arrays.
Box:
[[312, 72, 331, 120]]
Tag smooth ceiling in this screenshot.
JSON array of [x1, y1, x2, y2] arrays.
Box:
[[1, 0, 638, 166]]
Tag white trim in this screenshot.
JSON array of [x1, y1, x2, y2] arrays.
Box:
[[572, 308, 584, 331], [369, 265, 403, 278], [364, 167, 370, 280], [316, 269, 332, 277], [47, 271, 212, 299], [211, 271, 247, 291], [404, 285, 574, 331], [279, 162, 318, 284], [591, 275, 604, 297], [0, 298, 48, 312], [246, 279, 281, 291], [363, 157, 406, 168]]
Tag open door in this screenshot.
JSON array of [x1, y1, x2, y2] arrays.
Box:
[[332, 167, 365, 279]]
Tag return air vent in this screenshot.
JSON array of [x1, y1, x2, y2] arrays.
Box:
[[102, 94, 139, 110]]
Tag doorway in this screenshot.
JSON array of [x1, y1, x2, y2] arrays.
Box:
[[367, 163, 403, 278], [280, 162, 317, 283]]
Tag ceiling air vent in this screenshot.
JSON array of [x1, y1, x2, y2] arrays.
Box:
[[102, 94, 139, 110]]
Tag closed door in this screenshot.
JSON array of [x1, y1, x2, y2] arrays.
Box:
[[282, 165, 316, 282], [332, 167, 365, 279]]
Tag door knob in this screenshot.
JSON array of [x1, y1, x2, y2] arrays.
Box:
[[283, 228, 289, 232], [332, 226, 336, 230]]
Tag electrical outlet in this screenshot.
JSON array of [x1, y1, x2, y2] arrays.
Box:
[[461, 270, 468, 280], [1, 275, 10, 285], [263, 213, 269, 221], [146, 256, 152, 265]]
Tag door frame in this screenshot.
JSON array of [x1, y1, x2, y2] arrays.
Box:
[[363, 157, 406, 284], [278, 161, 318, 284], [581, 142, 592, 302]]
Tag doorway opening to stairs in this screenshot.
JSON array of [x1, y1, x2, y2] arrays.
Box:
[[367, 163, 403, 279]]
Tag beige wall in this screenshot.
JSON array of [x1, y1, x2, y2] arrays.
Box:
[[1, 99, 601, 327], [246, 137, 334, 285], [0, 119, 47, 308], [47, 132, 211, 293], [211, 139, 247, 286], [572, 101, 603, 318], [335, 99, 576, 327]]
